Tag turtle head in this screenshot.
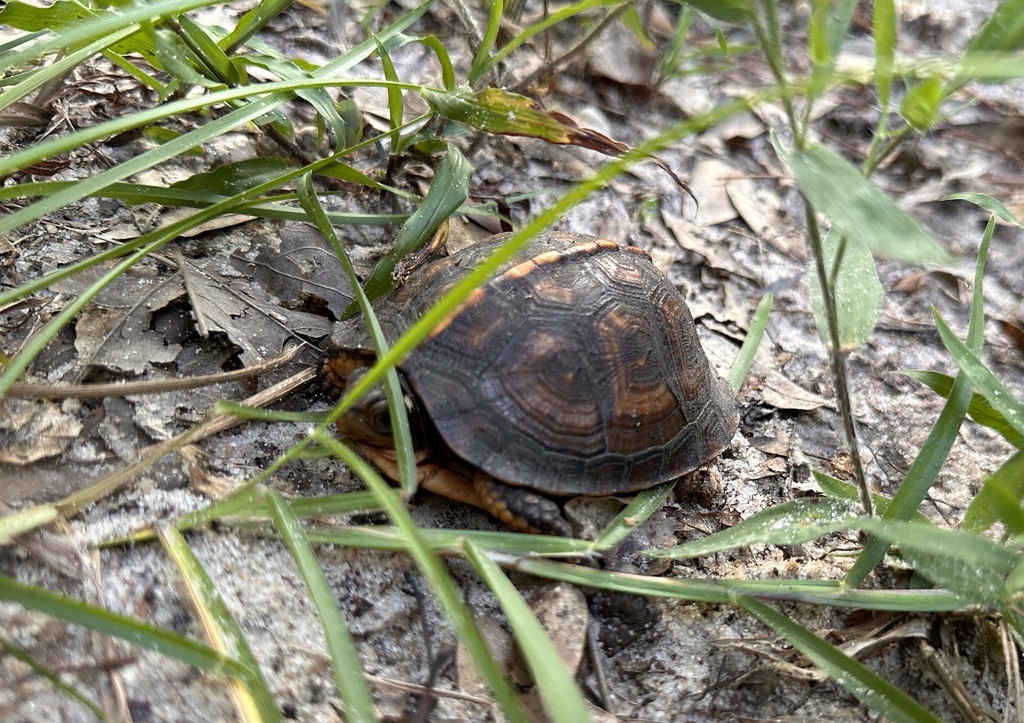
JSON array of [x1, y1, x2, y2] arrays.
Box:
[[335, 367, 427, 450]]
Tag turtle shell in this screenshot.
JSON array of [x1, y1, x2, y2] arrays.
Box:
[[332, 231, 737, 496]]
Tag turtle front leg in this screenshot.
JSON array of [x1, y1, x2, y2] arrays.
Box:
[[473, 473, 572, 537]]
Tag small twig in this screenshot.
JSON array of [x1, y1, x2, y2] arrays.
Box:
[[510, 4, 631, 94], [5, 344, 303, 398], [54, 365, 317, 517]]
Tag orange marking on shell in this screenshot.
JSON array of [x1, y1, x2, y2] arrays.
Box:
[[623, 245, 652, 261], [504, 239, 621, 278], [428, 286, 486, 338]]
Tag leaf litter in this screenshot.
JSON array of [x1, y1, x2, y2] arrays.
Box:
[[1, 1, 1024, 721]]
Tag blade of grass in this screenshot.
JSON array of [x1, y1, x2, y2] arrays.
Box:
[[263, 490, 378, 723], [727, 292, 772, 394], [844, 213, 993, 587], [0, 24, 139, 111], [314, 430, 533, 723], [963, 449, 1024, 533], [647, 498, 863, 559], [0, 0, 214, 74], [0, 635, 105, 718], [735, 595, 943, 723], [463, 540, 593, 723], [592, 482, 675, 550], [933, 313, 1024, 439], [508, 558, 968, 611], [477, 0, 624, 78], [0, 0, 436, 235], [467, 0, 503, 84], [297, 172, 417, 494], [350, 144, 472, 311], [900, 370, 1024, 447], [158, 526, 282, 723], [0, 573, 248, 676]]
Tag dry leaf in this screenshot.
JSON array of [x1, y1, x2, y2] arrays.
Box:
[[0, 401, 83, 465]]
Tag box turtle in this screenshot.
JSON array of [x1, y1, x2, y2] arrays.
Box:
[[323, 232, 738, 536]]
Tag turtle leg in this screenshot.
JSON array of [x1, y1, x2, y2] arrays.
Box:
[[473, 473, 572, 537]]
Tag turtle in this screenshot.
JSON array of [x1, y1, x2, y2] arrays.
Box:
[[323, 231, 738, 536]]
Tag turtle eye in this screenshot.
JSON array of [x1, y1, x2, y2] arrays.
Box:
[[366, 397, 392, 437]]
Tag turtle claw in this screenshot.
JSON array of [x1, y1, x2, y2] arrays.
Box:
[[474, 474, 572, 537]]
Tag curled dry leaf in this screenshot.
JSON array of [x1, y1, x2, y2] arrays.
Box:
[[423, 86, 694, 201]]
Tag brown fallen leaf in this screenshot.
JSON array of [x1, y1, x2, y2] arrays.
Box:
[[0, 401, 83, 465], [892, 269, 967, 300], [999, 317, 1024, 358]]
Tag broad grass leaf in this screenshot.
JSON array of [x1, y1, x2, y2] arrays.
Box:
[[966, 0, 1024, 53], [855, 518, 1020, 608], [646, 498, 862, 559], [901, 369, 1024, 448], [900, 75, 943, 130], [773, 139, 951, 265], [963, 449, 1024, 533], [809, 229, 882, 351], [685, 0, 752, 23]]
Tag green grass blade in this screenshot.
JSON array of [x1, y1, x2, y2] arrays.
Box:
[[592, 482, 674, 549], [854, 518, 1019, 608], [773, 139, 950, 264], [351, 144, 473, 310], [809, 230, 882, 351], [158, 526, 282, 722], [0, 635, 105, 718], [314, 431, 533, 723], [463, 540, 593, 723], [727, 292, 772, 394], [944, 192, 1024, 227], [735, 596, 943, 723], [296, 172, 418, 494], [812, 471, 931, 523], [510, 558, 968, 611], [933, 312, 1024, 439], [0, 573, 247, 677], [221, 0, 292, 54], [374, 38, 404, 135], [480, 0, 624, 76], [844, 214, 993, 586], [264, 490, 379, 723], [873, 0, 896, 112], [468, 0, 503, 84], [647, 498, 863, 559], [964, 449, 1024, 533], [0, 24, 139, 111], [0, 504, 58, 543], [966, 0, 1024, 53], [900, 370, 1024, 447], [291, 525, 594, 557], [0, 0, 213, 73]]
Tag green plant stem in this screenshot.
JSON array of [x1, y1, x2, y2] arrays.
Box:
[[754, 0, 801, 144], [754, 0, 872, 515], [805, 205, 874, 516], [863, 123, 916, 175]]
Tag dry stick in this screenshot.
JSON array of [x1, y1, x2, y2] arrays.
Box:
[[54, 364, 317, 516], [4, 344, 303, 399], [509, 4, 631, 94]]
